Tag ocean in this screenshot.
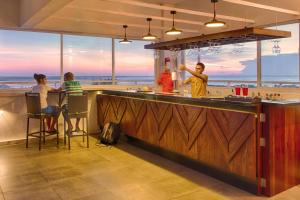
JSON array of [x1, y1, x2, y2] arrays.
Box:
[[0, 76, 155, 89], [0, 75, 298, 89]]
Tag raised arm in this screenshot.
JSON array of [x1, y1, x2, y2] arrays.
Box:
[[186, 68, 208, 82], [180, 65, 208, 82], [46, 85, 59, 92]]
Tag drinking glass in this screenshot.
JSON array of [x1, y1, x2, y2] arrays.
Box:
[[234, 86, 241, 96], [242, 85, 249, 97]]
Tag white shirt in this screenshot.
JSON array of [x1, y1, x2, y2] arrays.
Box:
[[32, 84, 51, 109]]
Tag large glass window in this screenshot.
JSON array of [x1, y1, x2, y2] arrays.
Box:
[[261, 23, 299, 87], [185, 42, 257, 86], [1, 23, 298, 89], [0, 30, 60, 89], [63, 35, 112, 85], [115, 39, 154, 85]]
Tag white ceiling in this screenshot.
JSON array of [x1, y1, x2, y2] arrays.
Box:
[[3, 0, 300, 41]]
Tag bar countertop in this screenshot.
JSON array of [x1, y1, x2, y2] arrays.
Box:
[[97, 89, 300, 114], [98, 90, 260, 114]]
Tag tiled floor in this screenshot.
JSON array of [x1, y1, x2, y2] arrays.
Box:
[[0, 137, 299, 200]]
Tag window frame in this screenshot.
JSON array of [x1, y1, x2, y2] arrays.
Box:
[[0, 29, 155, 88], [0, 21, 299, 89]]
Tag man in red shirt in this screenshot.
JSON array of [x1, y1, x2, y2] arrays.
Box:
[[157, 62, 173, 93]]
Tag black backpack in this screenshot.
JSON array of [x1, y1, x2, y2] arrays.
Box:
[[99, 122, 121, 145]]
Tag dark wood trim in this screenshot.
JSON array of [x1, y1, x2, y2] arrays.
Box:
[[256, 104, 263, 195], [262, 104, 300, 196]]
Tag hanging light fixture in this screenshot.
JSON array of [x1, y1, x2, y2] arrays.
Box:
[[205, 0, 226, 28], [165, 11, 182, 35], [143, 18, 157, 40], [119, 25, 132, 44]]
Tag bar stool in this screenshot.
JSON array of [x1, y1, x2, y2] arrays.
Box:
[[63, 92, 89, 150], [25, 92, 59, 150]]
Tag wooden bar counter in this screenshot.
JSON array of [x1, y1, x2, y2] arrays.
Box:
[[96, 90, 300, 196]]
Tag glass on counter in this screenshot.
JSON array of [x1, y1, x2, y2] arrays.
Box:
[[183, 89, 190, 97], [242, 85, 249, 97], [234, 86, 241, 96]]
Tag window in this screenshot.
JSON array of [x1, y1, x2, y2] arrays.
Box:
[[63, 35, 112, 85], [261, 23, 299, 87], [185, 42, 257, 86], [0, 30, 60, 88], [115, 39, 154, 85]]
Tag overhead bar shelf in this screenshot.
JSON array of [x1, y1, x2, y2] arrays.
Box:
[[144, 27, 291, 50]]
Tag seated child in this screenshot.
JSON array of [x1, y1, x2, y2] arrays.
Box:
[[32, 73, 61, 132], [60, 72, 83, 134]]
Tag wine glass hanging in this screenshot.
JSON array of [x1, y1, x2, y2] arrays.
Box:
[[185, 45, 198, 59], [207, 42, 221, 55], [272, 39, 281, 55], [169, 47, 181, 62], [272, 16, 281, 55], [154, 50, 160, 59], [231, 43, 244, 55]]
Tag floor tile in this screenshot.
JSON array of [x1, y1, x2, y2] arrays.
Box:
[[0, 137, 299, 200], [4, 187, 60, 200]]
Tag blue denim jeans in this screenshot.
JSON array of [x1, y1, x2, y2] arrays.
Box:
[[41, 106, 61, 117]]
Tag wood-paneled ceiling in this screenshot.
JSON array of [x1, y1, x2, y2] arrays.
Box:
[[8, 0, 300, 41]]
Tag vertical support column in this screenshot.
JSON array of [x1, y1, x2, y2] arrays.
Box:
[[154, 50, 160, 87], [60, 34, 64, 85], [112, 38, 116, 85], [180, 50, 186, 80], [154, 7, 166, 85], [257, 41, 262, 88]]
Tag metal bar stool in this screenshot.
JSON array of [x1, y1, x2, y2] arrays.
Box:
[[63, 92, 89, 150], [25, 92, 60, 150]]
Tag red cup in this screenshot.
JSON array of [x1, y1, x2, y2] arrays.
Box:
[[235, 87, 241, 96], [242, 87, 249, 96]]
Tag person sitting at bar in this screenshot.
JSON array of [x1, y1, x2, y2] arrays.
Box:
[[157, 59, 173, 93], [59, 72, 83, 134], [180, 62, 208, 98], [32, 73, 61, 132]]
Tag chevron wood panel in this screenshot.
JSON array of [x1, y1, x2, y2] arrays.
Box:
[[97, 94, 257, 181]]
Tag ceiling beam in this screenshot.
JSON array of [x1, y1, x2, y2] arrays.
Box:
[[223, 0, 299, 15], [52, 16, 200, 33], [104, 0, 255, 23], [67, 5, 204, 26], [21, 0, 74, 28]]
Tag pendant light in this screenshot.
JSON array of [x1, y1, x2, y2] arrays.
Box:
[[165, 11, 182, 35], [119, 25, 132, 44], [143, 18, 157, 40], [205, 0, 226, 28]]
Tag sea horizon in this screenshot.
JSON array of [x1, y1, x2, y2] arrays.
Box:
[[0, 75, 298, 89]]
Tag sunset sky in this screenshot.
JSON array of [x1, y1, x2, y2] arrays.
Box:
[[0, 23, 298, 77], [186, 23, 299, 76], [0, 31, 154, 76]]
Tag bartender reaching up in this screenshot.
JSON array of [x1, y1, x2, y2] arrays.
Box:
[[180, 62, 208, 98]]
